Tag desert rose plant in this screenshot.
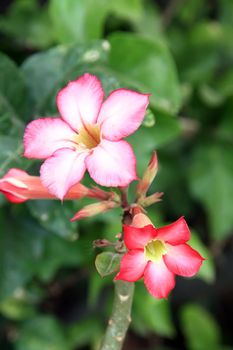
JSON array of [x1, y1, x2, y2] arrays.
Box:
[[0, 73, 204, 350]]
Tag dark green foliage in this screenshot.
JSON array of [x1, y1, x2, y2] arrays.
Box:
[[0, 0, 232, 349]]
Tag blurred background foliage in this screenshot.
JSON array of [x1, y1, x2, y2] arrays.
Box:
[[0, 0, 232, 349]]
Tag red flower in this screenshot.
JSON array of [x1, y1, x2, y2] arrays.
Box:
[[115, 213, 204, 299]]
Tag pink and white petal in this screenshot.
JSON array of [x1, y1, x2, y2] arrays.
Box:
[[144, 260, 175, 299], [23, 118, 75, 159], [40, 148, 88, 200], [86, 139, 137, 187], [164, 243, 204, 277], [57, 74, 104, 132], [124, 224, 156, 250], [132, 213, 154, 228], [115, 250, 147, 282], [98, 89, 150, 141], [155, 217, 190, 245]]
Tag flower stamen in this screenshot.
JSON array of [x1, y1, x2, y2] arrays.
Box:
[[144, 239, 167, 262]]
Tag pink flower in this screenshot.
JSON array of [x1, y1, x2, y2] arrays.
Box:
[[0, 168, 89, 203], [115, 213, 204, 299], [24, 74, 150, 199]]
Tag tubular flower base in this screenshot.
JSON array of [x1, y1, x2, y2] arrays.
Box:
[[0, 168, 89, 203], [115, 213, 204, 299], [23, 73, 150, 199]]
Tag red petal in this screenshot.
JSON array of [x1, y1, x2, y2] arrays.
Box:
[[124, 224, 156, 250], [115, 250, 147, 282], [155, 217, 190, 245], [164, 243, 204, 277]]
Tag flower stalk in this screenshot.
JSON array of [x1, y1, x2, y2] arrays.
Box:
[[100, 281, 134, 350]]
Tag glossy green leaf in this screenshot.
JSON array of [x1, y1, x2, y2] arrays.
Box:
[[189, 142, 233, 240], [0, 210, 46, 301], [21, 41, 110, 114], [108, 32, 181, 114], [180, 304, 221, 350], [49, 0, 109, 44], [95, 252, 120, 277]]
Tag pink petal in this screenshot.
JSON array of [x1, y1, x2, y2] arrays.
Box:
[[124, 224, 156, 250], [57, 74, 104, 132], [98, 89, 150, 141], [131, 213, 154, 228], [86, 139, 137, 187], [164, 243, 204, 277], [144, 260, 175, 299], [40, 148, 88, 199], [115, 250, 147, 282], [155, 217, 190, 245], [23, 118, 75, 159]]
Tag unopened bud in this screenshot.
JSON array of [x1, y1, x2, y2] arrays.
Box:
[[131, 213, 153, 228], [71, 201, 118, 221], [136, 151, 158, 199]]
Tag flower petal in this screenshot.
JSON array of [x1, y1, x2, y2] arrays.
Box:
[[155, 217, 190, 245], [86, 139, 137, 187], [124, 224, 156, 250], [115, 251, 147, 282], [23, 118, 75, 159], [164, 243, 204, 277], [144, 260, 175, 299], [57, 73, 104, 132], [40, 148, 88, 199], [98, 89, 150, 141]]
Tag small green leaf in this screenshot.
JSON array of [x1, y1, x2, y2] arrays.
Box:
[[95, 252, 120, 277], [180, 304, 221, 350]]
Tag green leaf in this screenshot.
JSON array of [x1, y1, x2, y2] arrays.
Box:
[[49, 0, 109, 44], [108, 32, 181, 114], [0, 289, 35, 320], [0, 52, 30, 176], [0, 209, 46, 301], [132, 284, 175, 337], [49, 0, 143, 44], [27, 200, 77, 239], [189, 142, 233, 240], [189, 232, 215, 284], [35, 233, 86, 282], [128, 113, 181, 175], [21, 41, 110, 114], [95, 252, 120, 277], [180, 304, 221, 350], [16, 316, 70, 350]]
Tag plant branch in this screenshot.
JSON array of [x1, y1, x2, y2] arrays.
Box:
[[100, 281, 134, 350], [100, 188, 135, 350]]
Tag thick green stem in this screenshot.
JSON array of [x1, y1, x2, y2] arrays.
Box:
[[100, 281, 135, 350]]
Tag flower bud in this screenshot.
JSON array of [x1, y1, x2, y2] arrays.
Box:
[[71, 200, 119, 221], [0, 168, 89, 202], [136, 151, 158, 199]]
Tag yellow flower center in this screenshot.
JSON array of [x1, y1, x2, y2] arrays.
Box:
[[74, 124, 101, 150], [144, 239, 167, 262]]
